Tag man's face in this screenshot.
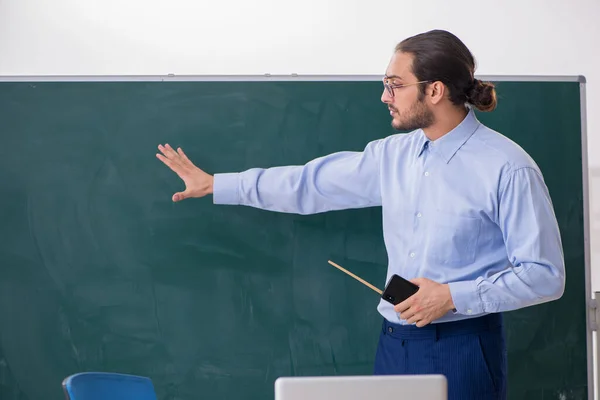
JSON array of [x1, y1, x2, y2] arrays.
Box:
[[381, 51, 434, 131]]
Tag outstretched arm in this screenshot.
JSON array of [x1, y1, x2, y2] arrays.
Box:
[[157, 140, 383, 215]]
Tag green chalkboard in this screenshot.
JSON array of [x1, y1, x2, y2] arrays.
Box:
[[0, 77, 588, 400]]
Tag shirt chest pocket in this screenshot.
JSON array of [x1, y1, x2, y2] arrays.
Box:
[[426, 211, 482, 266]]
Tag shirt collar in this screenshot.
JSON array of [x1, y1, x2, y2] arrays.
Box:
[[429, 108, 481, 164], [416, 131, 430, 158]]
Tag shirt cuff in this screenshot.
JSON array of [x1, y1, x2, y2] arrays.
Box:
[[448, 280, 484, 316], [213, 173, 240, 205]]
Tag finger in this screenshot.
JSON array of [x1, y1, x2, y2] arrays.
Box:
[[159, 144, 181, 161], [158, 144, 173, 156], [172, 192, 184, 202], [400, 308, 417, 322], [158, 144, 185, 169], [406, 313, 421, 325], [415, 319, 429, 328], [164, 143, 180, 158], [394, 298, 411, 314], [158, 144, 172, 160], [156, 153, 185, 175], [177, 147, 193, 164], [156, 153, 174, 167], [173, 189, 193, 202]]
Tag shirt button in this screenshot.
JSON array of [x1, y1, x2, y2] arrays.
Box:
[[424, 171, 430, 176], [417, 213, 422, 218], [410, 252, 415, 258], [467, 309, 473, 314]]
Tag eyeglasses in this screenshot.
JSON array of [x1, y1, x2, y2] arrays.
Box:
[[382, 77, 431, 98]]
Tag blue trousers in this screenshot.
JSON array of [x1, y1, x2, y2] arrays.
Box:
[[373, 313, 507, 400]]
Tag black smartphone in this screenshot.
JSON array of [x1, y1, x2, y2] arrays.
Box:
[[381, 274, 419, 305]]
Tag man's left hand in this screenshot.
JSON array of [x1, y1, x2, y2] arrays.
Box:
[[394, 278, 456, 327]]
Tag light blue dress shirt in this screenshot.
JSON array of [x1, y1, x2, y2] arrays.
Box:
[[213, 109, 565, 325]]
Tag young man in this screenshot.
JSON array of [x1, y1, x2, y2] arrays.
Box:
[[156, 30, 565, 400]]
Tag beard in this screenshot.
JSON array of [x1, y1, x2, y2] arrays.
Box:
[[390, 97, 434, 131]]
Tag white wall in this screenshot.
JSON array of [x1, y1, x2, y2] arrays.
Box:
[[1, 0, 599, 395]]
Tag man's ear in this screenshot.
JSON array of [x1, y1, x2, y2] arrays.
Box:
[[428, 81, 445, 105]]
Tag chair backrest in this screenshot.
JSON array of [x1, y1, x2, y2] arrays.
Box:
[[62, 372, 158, 400]]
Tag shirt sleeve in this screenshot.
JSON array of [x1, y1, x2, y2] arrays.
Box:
[[449, 166, 566, 315], [212, 139, 383, 215]]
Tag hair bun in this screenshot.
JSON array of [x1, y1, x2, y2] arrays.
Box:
[[466, 79, 497, 112]]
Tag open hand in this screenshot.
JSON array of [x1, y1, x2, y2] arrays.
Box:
[[156, 143, 214, 202], [394, 278, 455, 327]]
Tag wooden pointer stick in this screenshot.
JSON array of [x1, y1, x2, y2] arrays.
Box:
[[327, 260, 383, 295]]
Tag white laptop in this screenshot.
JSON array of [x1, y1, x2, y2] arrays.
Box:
[[275, 375, 447, 400]]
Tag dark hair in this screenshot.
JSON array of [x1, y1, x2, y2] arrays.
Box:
[[396, 30, 497, 112]]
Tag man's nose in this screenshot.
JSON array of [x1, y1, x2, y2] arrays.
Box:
[[381, 89, 393, 104]]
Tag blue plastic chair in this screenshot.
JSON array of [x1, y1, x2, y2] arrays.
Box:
[[62, 372, 157, 400]]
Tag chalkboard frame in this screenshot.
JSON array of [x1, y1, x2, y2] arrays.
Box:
[[0, 73, 591, 399]]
